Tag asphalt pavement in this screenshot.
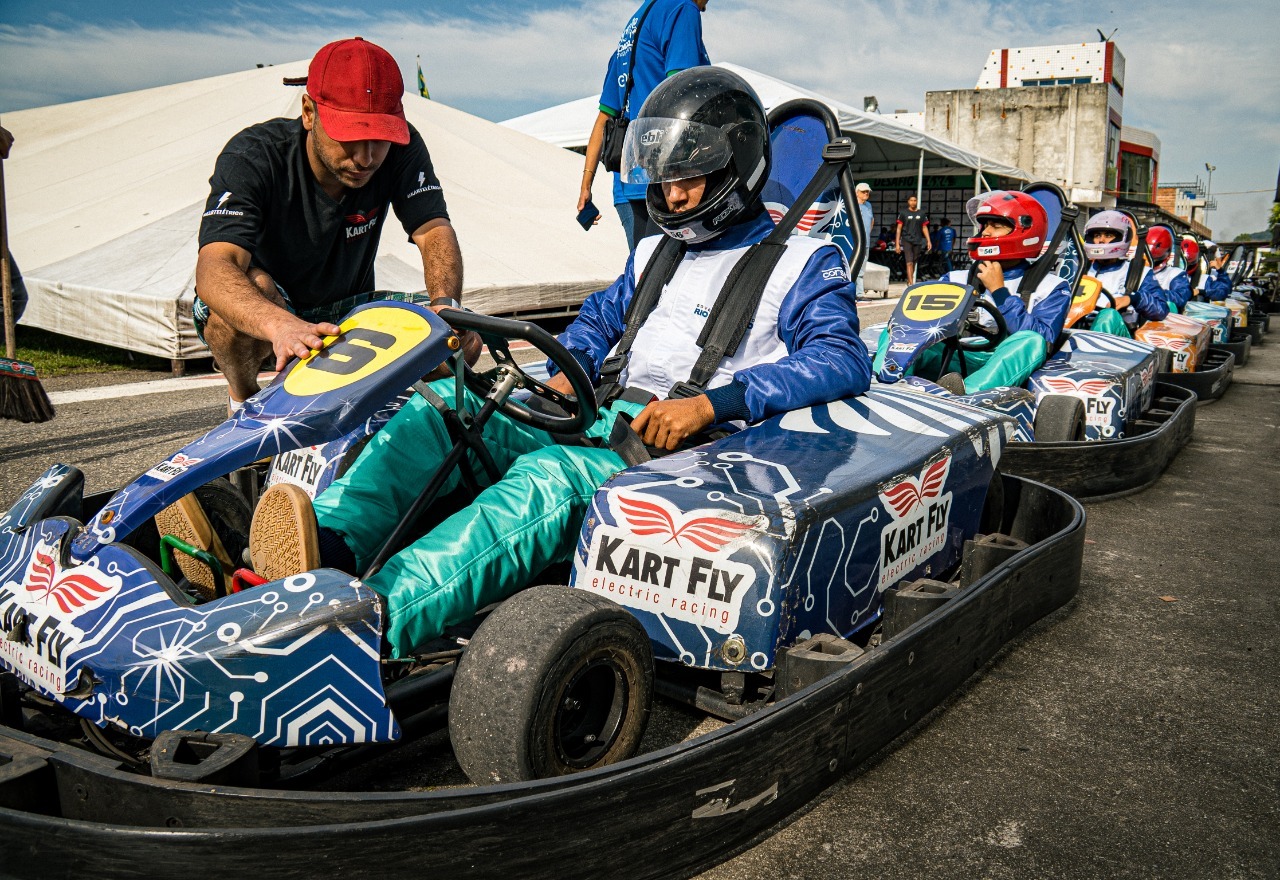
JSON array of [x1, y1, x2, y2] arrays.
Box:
[[0, 306, 1275, 879]]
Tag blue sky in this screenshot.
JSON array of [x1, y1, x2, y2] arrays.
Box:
[[1, 0, 1276, 237]]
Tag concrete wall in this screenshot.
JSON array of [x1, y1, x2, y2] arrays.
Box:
[[924, 84, 1111, 206]]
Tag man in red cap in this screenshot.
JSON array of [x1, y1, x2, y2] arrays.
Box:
[[194, 37, 464, 412]]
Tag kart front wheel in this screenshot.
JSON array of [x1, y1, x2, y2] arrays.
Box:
[[1034, 394, 1086, 442], [449, 586, 654, 785]]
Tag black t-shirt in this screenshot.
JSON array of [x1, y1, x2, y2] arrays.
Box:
[[198, 117, 449, 309], [896, 209, 929, 245]]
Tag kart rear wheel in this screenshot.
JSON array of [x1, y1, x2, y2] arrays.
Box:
[[449, 586, 654, 785], [1034, 394, 1086, 442]]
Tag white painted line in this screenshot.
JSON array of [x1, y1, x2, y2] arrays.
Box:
[[49, 372, 278, 405]]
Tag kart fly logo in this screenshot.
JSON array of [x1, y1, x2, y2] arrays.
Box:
[[0, 539, 123, 693], [577, 491, 762, 634], [877, 455, 953, 589], [1040, 376, 1116, 426], [145, 452, 204, 483], [203, 190, 245, 217], [345, 206, 381, 239]]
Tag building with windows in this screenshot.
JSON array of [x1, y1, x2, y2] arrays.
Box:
[[923, 40, 1128, 208]]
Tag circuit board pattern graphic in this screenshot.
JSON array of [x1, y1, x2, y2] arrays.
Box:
[[572, 389, 1012, 671], [0, 512, 395, 747]]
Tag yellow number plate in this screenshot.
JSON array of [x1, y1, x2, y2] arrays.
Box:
[[284, 305, 435, 397], [901, 282, 969, 322]]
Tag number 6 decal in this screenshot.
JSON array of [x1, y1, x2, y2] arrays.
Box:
[[307, 328, 396, 375]]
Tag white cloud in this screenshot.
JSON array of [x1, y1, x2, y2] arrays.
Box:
[[1, 0, 1275, 236]]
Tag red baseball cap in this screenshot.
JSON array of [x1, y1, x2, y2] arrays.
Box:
[[307, 37, 409, 145]]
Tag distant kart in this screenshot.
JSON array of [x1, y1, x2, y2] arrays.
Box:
[[867, 185, 1197, 500], [0, 103, 1086, 880]]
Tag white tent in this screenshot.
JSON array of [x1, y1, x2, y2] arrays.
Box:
[[4, 62, 627, 362], [503, 62, 1031, 185]]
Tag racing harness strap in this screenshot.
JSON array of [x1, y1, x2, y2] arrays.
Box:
[[1017, 202, 1082, 307], [671, 151, 847, 399], [597, 234, 688, 406]]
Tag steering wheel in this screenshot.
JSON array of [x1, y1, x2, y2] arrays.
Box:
[[438, 309, 597, 435], [957, 297, 1010, 353]]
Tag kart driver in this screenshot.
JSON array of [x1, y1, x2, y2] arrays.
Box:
[[247, 66, 871, 657], [1197, 240, 1233, 302], [1082, 210, 1168, 337], [193, 37, 465, 414], [874, 191, 1072, 394], [1145, 226, 1192, 312]]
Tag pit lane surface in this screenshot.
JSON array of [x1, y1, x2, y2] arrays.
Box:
[[0, 312, 1276, 879]]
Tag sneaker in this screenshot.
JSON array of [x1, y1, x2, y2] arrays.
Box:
[[153, 494, 234, 599], [936, 372, 967, 395], [249, 484, 320, 582]]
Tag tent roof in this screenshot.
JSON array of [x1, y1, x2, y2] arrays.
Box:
[[502, 62, 1030, 184], [4, 61, 628, 355]]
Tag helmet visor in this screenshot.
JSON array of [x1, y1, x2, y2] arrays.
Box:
[[621, 117, 739, 185]]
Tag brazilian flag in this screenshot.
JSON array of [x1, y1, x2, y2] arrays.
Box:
[[417, 56, 430, 100]]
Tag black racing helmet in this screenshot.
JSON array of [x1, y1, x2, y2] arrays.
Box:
[[621, 66, 770, 244]]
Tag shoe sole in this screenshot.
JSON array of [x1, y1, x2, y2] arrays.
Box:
[[250, 484, 320, 583], [153, 494, 234, 599]]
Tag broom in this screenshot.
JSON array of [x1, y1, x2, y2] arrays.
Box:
[[0, 137, 54, 423]]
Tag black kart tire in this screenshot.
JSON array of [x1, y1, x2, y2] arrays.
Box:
[[449, 586, 654, 785], [194, 477, 252, 572], [1034, 394, 1086, 442], [980, 469, 1005, 535]]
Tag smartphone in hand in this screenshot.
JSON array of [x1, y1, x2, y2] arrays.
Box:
[[577, 200, 601, 231]]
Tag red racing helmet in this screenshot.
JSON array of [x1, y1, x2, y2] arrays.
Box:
[[965, 191, 1048, 261], [1146, 226, 1175, 266], [1180, 235, 1200, 264]]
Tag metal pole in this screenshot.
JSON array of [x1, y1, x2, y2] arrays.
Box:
[[916, 149, 925, 203], [1204, 163, 1215, 232]]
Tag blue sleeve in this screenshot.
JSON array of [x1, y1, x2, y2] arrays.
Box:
[[549, 251, 638, 379], [1132, 269, 1169, 321], [599, 51, 622, 115], [1204, 270, 1232, 302], [661, 3, 708, 73], [990, 277, 1071, 348], [733, 246, 871, 422], [1168, 272, 1192, 309]]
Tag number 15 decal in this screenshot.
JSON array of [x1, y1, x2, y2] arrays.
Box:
[[284, 305, 436, 397], [900, 282, 971, 322]]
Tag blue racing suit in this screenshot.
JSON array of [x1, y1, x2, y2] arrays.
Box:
[[873, 264, 1070, 393], [314, 210, 870, 657], [1088, 260, 1168, 335], [1201, 268, 1233, 302], [1152, 263, 1193, 311]]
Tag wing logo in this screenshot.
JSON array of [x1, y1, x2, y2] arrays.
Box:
[[345, 206, 381, 225], [616, 494, 758, 553], [22, 550, 117, 615], [1041, 376, 1114, 396], [880, 456, 950, 519], [764, 200, 836, 234]]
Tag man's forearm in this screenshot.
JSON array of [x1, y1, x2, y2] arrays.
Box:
[[419, 222, 464, 302], [195, 253, 287, 341]]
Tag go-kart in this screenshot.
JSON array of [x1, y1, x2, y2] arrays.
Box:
[[0, 297, 1085, 878], [0, 101, 1086, 879], [866, 185, 1197, 500]]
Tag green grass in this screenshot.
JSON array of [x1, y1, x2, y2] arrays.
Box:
[[10, 327, 170, 377]]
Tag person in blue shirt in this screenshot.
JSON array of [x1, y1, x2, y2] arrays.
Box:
[[1081, 211, 1168, 337], [874, 191, 1071, 393], [854, 182, 874, 298], [247, 67, 870, 657], [936, 217, 957, 276], [579, 0, 709, 249]]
